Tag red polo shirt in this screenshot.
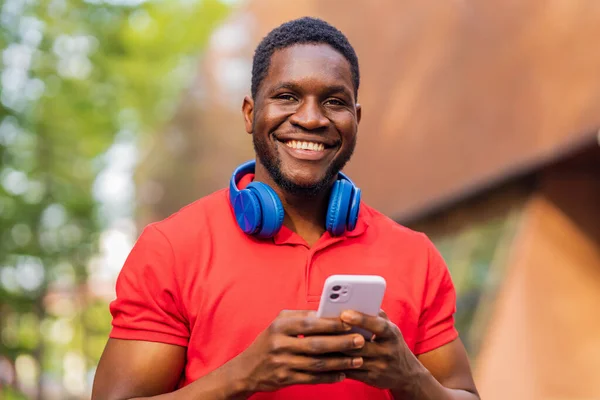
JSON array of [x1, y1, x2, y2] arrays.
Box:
[[109, 175, 459, 399]]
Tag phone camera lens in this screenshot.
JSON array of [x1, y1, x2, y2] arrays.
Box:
[[332, 285, 341, 291], [330, 293, 340, 300]]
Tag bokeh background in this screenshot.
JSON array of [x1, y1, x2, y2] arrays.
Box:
[[1, 1, 599, 399]]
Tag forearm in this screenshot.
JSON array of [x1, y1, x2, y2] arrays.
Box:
[[128, 362, 251, 400], [390, 364, 479, 400]]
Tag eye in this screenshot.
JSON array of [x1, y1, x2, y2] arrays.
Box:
[[276, 94, 297, 102], [325, 98, 345, 106]]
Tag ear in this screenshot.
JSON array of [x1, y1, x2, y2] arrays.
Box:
[[242, 96, 254, 134], [355, 103, 362, 125]]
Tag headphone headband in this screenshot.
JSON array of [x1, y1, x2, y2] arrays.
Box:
[[229, 160, 256, 205]]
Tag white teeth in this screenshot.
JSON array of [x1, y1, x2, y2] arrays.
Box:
[[285, 140, 325, 151]]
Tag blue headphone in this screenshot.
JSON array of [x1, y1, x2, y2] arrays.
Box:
[[229, 160, 361, 238]]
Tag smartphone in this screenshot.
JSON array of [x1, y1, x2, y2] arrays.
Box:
[[316, 274, 387, 340]]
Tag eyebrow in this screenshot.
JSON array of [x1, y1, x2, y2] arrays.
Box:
[[269, 82, 301, 94], [326, 85, 353, 99]]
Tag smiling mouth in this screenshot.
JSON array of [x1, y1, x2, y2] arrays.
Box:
[[283, 140, 326, 152], [274, 136, 339, 152]]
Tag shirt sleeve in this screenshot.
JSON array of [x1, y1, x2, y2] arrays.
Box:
[[109, 224, 189, 347], [413, 234, 459, 355]]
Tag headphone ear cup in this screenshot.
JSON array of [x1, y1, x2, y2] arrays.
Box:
[[325, 182, 340, 234], [247, 182, 284, 238], [347, 187, 361, 231], [326, 180, 353, 236], [232, 189, 262, 235]]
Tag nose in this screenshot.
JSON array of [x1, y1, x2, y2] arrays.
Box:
[[289, 98, 329, 130]]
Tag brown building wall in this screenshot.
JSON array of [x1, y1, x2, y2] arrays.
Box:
[[475, 154, 600, 399]]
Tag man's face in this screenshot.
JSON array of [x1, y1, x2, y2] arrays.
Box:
[[245, 43, 361, 197]]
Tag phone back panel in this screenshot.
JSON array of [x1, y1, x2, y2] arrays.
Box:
[[316, 274, 386, 319]]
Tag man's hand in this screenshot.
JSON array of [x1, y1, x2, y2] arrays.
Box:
[[229, 310, 367, 395], [339, 310, 480, 400], [338, 309, 422, 391]]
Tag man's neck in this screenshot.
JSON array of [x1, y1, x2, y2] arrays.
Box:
[[279, 190, 330, 246], [253, 166, 331, 246]]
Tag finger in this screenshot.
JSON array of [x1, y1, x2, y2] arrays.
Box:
[[379, 309, 389, 320], [301, 334, 366, 355], [340, 341, 385, 358], [288, 371, 347, 385], [273, 315, 351, 336], [340, 310, 392, 338], [269, 333, 364, 355], [281, 354, 363, 372], [273, 333, 365, 355], [350, 356, 388, 372]]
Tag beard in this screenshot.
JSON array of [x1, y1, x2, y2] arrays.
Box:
[[253, 132, 356, 198]]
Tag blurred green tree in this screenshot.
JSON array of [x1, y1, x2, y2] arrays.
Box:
[[0, 0, 230, 398]]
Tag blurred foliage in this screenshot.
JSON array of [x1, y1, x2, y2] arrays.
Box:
[[428, 208, 522, 362], [0, 0, 231, 398]]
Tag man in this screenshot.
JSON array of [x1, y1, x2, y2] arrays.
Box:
[[92, 17, 480, 400]]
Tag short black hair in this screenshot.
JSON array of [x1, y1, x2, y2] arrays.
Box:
[[251, 17, 360, 100]]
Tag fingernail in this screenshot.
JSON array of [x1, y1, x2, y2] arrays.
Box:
[[339, 373, 346, 381], [352, 357, 363, 367], [341, 311, 353, 321], [342, 322, 352, 331], [353, 335, 364, 348]]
